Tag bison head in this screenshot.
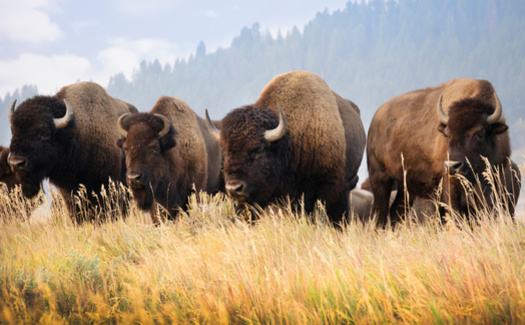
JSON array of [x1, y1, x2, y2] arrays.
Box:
[[117, 113, 177, 211], [206, 105, 292, 208], [8, 97, 74, 198], [437, 93, 509, 180]]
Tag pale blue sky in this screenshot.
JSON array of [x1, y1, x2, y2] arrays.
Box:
[[0, 0, 350, 95]]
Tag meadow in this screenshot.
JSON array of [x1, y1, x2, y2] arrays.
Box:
[[0, 166, 524, 324]]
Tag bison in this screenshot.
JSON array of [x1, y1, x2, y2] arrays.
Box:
[[8, 82, 138, 223], [367, 78, 520, 227], [0, 146, 19, 191], [206, 70, 366, 224], [117, 96, 223, 223]]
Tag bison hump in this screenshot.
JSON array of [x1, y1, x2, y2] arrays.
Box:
[[255, 71, 346, 178]]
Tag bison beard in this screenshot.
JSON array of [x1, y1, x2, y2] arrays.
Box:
[[130, 185, 155, 211], [18, 176, 42, 198]]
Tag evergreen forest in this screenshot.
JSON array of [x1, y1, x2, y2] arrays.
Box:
[[1, 0, 524, 161]]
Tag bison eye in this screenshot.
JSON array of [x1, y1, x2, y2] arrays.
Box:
[[475, 130, 486, 140], [40, 132, 51, 141], [152, 144, 161, 154]]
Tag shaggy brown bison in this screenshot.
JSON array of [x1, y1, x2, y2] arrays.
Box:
[[0, 146, 19, 191], [206, 70, 366, 224], [367, 78, 519, 227], [117, 96, 223, 223], [8, 82, 138, 223]]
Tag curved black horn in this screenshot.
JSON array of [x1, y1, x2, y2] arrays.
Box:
[[437, 94, 449, 125], [205, 109, 221, 142], [54, 99, 74, 129], [117, 113, 131, 138], [154, 114, 171, 138], [264, 104, 287, 142], [8, 100, 16, 124], [487, 92, 502, 124]]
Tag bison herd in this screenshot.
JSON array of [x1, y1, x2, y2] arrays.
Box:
[[1, 71, 522, 227]]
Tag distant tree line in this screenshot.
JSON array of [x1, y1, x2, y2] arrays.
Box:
[[1, 0, 524, 159]]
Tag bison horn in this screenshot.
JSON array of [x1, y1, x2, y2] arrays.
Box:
[[205, 109, 221, 142], [117, 113, 130, 138], [54, 99, 74, 129], [487, 92, 502, 124], [154, 114, 171, 138], [264, 104, 287, 142], [437, 94, 449, 125], [8, 99, 16, 124]]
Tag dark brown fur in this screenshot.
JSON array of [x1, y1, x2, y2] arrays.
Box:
[[0, 146, 19, 190], [9, 82, 138, 223], [218, 71, 366, 224], [367, 78, 514, 227], [118, 96, 223, 224]]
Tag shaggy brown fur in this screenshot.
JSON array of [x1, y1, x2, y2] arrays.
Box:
[[118, 96, 223, 223], [367, 78, 514, 227], [9, 82, 138, 223]]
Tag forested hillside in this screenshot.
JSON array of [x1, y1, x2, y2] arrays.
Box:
[[1, 0, 524, 160]]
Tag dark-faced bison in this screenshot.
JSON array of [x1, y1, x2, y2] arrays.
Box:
[[8, 82, 138, 222], [117, 96, 223, 223], [206, 70, 366, 224], [367, 78, 520, 227]]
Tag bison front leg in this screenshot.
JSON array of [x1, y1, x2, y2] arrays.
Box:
[[326, 187, 350, 226], [370, 176, 395, 228], [389, 181, 413, 226]]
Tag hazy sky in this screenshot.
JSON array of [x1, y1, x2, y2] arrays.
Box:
[[0, 0, 350, 96]]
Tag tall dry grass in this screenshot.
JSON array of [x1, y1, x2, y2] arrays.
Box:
[[0, 163, 523, 324]]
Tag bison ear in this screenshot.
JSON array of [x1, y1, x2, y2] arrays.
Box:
[[490, 122, 508, 135], [437, 123, 447, 136], [159, 133, 177, 152], [116, 138, 125, 149]]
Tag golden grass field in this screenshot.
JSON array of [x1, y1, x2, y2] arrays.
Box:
[[0, 164, 524, 324]]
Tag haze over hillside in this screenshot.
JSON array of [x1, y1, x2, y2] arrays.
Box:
[[1, 0, 524, 167]]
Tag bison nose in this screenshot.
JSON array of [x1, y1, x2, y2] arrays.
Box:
[[127, 171, 145, 187], [8, 153, 27, 172], [226, 180, 247, 198], [127, 171, 143, 181], [444, 160, 462, 175]]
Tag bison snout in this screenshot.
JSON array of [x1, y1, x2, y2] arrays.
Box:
[[444, 160, 463, 175], [226, 180, 247, 199], [127, 171, 146, 188], [8, 153, 28, 173]]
